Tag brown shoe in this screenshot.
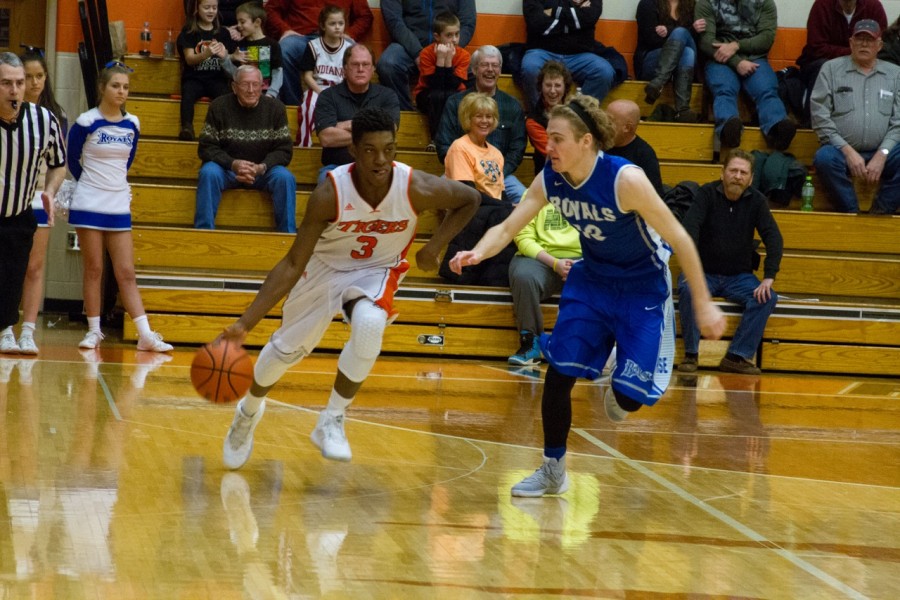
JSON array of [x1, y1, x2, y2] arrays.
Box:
[[719, 356, 761, 375], [677, 356, 698, 373]]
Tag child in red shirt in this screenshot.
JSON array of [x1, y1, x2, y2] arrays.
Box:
[[414, 12, 470, 151]]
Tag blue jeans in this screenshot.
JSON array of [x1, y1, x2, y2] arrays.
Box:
[[678, 272, 777, 360], [503, 174, 526, 204], [521, 49, 615, 111], [376, 42, 418, 111], [195, 162, 297, 233], [705, 58, 786, 137], [813, 145, 900, 214], [637, 27, 696, 80], [279, 33, 316, 106]]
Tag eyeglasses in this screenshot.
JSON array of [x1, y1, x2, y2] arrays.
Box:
[[235, 82, 262, 90], [851, 35, 879, 45], [105, 60, 135, 73], [20, 45, 45, 58]]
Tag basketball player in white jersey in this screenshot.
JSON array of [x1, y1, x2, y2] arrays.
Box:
[[221, 108, 481, 469]]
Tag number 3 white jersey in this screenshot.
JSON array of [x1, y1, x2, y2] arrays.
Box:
[[317, 162, 418, 271]]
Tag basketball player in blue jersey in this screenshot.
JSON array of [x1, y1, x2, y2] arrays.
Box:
[[450, 94, 726, 497], [219, 108, 481, 469]]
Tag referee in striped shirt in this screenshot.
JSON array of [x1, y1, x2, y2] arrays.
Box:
[[0, 52, 66, 339]]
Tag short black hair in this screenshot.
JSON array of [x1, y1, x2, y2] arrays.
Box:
[[351, 108, 396, 145]]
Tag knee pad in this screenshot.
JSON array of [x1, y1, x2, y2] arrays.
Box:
[[337, 300, 387, 382], [254, 342, 308, 388]]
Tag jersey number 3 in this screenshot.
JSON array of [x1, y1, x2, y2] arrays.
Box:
[[351, 235, 378, 259]]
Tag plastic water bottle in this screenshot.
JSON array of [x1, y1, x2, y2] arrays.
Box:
[[140, 22, 152, 56], [163, 29, 176, 59], [801, 175, 814, 212]]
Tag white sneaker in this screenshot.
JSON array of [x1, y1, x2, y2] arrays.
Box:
[[310, 411, 352, 462], [511, 455, 569, 497], [220, 473, 258, 551], [16, 359, 35, 384], [0, 358, 15, 383], [79, 330, 104, 349], [137, 331, 173, 353], [223, 399, 265, 470], [17, 334, 38, 355], [603, 385, 628, 423], [0, 332, 20, 354]]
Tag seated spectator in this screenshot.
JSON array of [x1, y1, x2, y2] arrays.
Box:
[[508, 202, 581, 366], [445, 93, 506, 202], [265, 0, 372, 106], [520, 0, 615, 111], [177, 0, 239, 141], [879, 14, 900, 65], [811, 20, 900, 214], [525, 60, 574, 174], [678, 149, 783, 375], [439, 93, 517, 286], [377, 0, 477, 111], [233, 2, 283, 99], [635, 0, 704, 123], [696, 0, 797, 150], [314, 45, 401, 183], [414, 12, 471, 151], [297, 5, 354, 147], [186, 0, 243, 40], [194, 66, 297, 233], [606, 99, 665, 196], [797, 0, 887, 123], [435, 46, 527, 203]]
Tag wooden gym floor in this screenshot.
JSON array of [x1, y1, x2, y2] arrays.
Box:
[[0, 319, 897, 599]]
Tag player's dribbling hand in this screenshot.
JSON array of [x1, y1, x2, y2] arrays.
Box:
[[697, 302, 726, 340], [218, 322, 248, 347], [448, 250, 481, 275]]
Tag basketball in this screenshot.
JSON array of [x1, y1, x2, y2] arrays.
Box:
[[190, 340, 254, 403]]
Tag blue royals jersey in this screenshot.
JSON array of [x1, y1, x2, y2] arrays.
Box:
[[541, 152, 672, 280]]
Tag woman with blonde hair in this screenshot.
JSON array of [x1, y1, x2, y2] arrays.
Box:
[[444, 92, 506, 202], [67, 64, 172, 352]]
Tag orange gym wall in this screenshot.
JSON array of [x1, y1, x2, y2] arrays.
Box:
[[54, 1, 808, 76]]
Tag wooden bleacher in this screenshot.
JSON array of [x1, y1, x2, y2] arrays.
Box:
[[120, 57, 900, 377]]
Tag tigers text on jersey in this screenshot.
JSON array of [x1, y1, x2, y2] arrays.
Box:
[[541, 151, 672, 279], [316, 162, 418, 271]]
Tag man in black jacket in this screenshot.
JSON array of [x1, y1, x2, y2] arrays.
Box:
[[520, 0, 615, 110], [677, 149, 783, 374]]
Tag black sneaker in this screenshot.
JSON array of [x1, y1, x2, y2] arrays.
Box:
[[677, 356, 698, 373], [766, 118, 797, 151], [719, 356, 761, 375], [719, 116, 743, 148], [178, 127, 194, 141]]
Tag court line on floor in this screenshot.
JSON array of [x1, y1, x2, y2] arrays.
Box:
[[573, 427, 869, 600], [97, 372, 122, 421]]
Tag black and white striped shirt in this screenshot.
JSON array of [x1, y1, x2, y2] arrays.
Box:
[[1, 101, 66, 218]]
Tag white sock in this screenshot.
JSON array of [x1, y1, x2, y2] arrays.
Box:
[[241, 390, 267, 416], [132, 315, 152, 337], [21, 322, 36, 337], [1, 326, 12, 337], [87, 316, 101, 333], [325, 389, 352, 416]]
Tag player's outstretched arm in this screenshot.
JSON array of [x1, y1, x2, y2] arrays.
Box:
[[617, 168, 726, 340], [408, 171, 481, 271], [221, 179, 337, 344], [448, 175, 548, 274]]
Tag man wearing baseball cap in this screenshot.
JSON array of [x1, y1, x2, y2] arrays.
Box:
[[811, 19, 900, 214], [797, 0, 887, 124]]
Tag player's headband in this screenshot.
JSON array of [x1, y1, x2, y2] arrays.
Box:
[[567, 101, 603, 145]]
